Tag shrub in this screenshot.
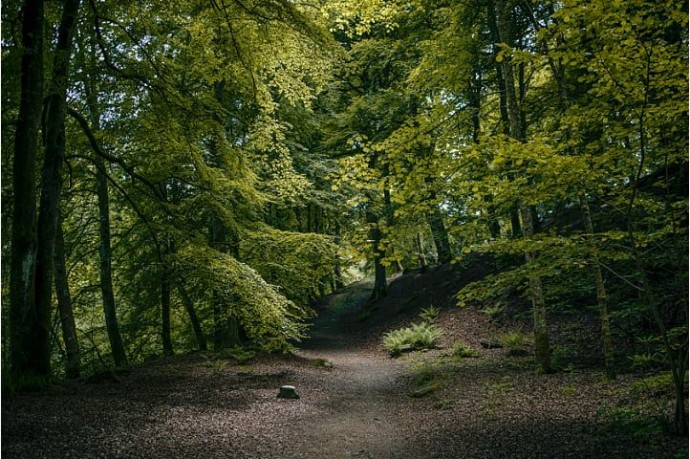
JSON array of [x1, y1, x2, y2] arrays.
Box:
[[419, 305, 440, 324], [499, 331, 532, 356], [452, 341, 479, 358], [482, 303, 504, 322], [383, 322, 444, 357]]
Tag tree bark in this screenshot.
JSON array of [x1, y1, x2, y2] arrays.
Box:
[[426, 204, 452, 264], [54, 213, 81, 378], [159, 182, 174, 357], [416, 233, 428, 273], [94, 155, 128, 366], [161, 269, 173, 356], [333, 222, 345, 290], [36, 0, 82, 373], [580, 197, 615, 379], [35, 0, 82, 380], [366, 209, 387, 303], [176, 283, 207, 351], [81, 39, 128, 367], [519, 202, 551, 373], [9, 0, 46, 384]]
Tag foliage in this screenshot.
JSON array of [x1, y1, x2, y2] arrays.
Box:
[[240, 227, 338, 307], [1, 2, 687, 436], [383, 322, 444, 357], [419, 305, 440, 324], [225, 346, 257, 365], [174, 244, 311, 353], [630, 372, 688, 398], [451, 341, 479, 359], [482, 303, 505, 323], [499, 331, 533, 357], [551, 345, 577, 373]]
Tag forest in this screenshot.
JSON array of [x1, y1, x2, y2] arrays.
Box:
[[1, 0, 688, 452]]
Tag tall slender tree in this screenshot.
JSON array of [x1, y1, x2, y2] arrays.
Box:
[[9, 0, 46, 384]]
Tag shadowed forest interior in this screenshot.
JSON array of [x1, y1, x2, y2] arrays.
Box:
[[1, 0, 688, 455]]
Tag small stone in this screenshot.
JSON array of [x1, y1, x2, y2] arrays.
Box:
[[277, 385, 300, 399]]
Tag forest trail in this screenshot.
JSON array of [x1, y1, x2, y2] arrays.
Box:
[[282, 282, 422, 458], [2, 271, 686, 458]]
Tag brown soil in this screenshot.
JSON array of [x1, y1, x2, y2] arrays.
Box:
[[2, 263, 686, 458]]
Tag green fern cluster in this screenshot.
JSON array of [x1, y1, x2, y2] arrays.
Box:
[[383, 322, 444, 357], [419, 305, 440, 323]]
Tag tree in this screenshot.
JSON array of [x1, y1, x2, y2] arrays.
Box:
[[493, 0, 551, 373], [9, 0, 46, 385], [54, 212, 81, 378]]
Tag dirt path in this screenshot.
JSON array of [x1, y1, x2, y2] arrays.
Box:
[[271, 349, 413, 459], [272, 284, 424, 458]]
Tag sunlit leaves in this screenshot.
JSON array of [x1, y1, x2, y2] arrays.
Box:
[[174, 243, 311, 352]]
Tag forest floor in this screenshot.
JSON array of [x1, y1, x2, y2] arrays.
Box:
[[2, 263, 687, 458]]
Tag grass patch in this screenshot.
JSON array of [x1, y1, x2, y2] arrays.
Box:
[[630, 371, 686, 397]]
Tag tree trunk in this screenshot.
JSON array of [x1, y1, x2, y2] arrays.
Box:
[[94, 154, 128, 367], [625, 112, 687, 435], [9, 0, 45, 384], [469, 66, 501, 239], [510, 206, 522, 237], [366, 209, 387, 303], [176, 283, 207, 351], [34, 0, 83, 381], [416, 233, 428, 273], [81, 43, 128, 367], [580, 197, 615, 379], [519, 202, 551, 373], [161, 265, 173, 356], [488, 1, 522, 240], [54, 213, 81, 378], [426, 204, 452, 264], [333, 222, 345, 290], [159, 182, 174, 357], [495, 0, 551, 373], [486, 197, 502, 238]]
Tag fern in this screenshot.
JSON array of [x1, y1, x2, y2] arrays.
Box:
[[383, 322, 444, 357]]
